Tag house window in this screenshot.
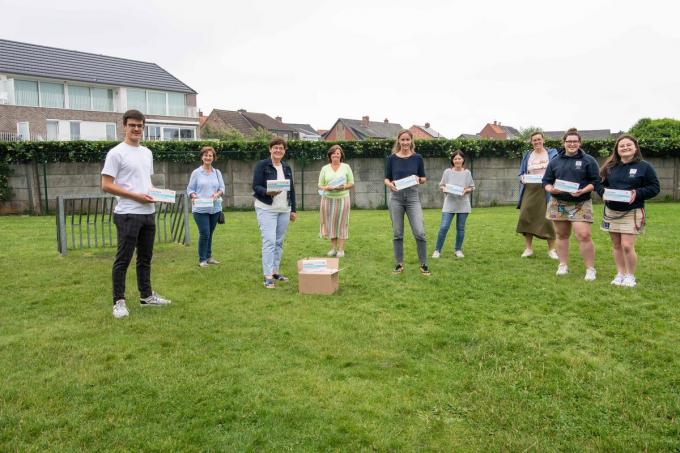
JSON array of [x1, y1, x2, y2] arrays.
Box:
[[15, 80, 39, 107], [163, 127, 180, 141], [147, 91, 166, 115], [180, 128, 195, 140], [70, 122, 81, 140], [92, 88, 113, 112], [106, 123, 116, 140], [17, 122, 30, 140], [145, 125, 161, 141], [69, 85, 91, 110], [127, 88, 146, 112], [168, 93, 185, 116], [47, 121, 59, 140], [40, 82, 65, 108]]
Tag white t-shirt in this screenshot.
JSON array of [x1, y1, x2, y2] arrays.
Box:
[[254, 163, 290, 212], [101, 142, 155, 214]]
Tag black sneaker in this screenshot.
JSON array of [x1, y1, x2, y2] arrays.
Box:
[[393, 264, 404, 274], [272, 273, 289, 282], [420, 264, 431, 276]]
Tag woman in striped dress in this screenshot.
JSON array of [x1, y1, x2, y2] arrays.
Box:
[[318, 145, 354, 257]]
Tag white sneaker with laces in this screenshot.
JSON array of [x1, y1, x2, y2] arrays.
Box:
[[207, 257, 220, 264], [113, 299, 129, 318], [140, 291, 171, 306], [584, 267, 597, 281], [198, 261, 209, 267], [432, 250, 440, 259], [327, 249, 337, 257], [548, 249, 559, 260], [622, 274, 637, 287], [556, 263, 568, 276], [455, 250, 464, 258], [336, 250, 345, 258], [521, 249, 533, 258], [610, 273, 624, 285]]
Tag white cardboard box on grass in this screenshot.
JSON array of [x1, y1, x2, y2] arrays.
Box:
[[297, 257, 340, 295]]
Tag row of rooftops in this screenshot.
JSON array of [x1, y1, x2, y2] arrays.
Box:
[[0, 38, 620, 141]]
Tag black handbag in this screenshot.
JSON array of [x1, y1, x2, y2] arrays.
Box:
[[217, 211, 225, 224]]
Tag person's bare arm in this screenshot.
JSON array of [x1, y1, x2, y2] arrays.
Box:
[[101, 175, 153, 204]]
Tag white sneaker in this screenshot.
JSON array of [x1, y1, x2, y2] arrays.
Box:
[[556, 264, 568, 276], [455, 250, 464, 258], [199, 261, 209, 267], [140, 291, 171, 306], [113, 299, 129, 318], [548, 249, 559, 260], [621, 274, 637, 288], [584, 267, 597, 281], [327, 249, 337, 257], [432, 250, 440, 259], [207, 257, 220, 264], [610, 273, 624, 285], [336, 250, 345, 258], [521, 249, 533, 258]]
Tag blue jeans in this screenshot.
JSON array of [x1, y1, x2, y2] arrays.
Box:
[[193, 212, 220, 262], [388, 187, 428, 265], [255, 208, 290, 276], [435, 212, 469, 252]]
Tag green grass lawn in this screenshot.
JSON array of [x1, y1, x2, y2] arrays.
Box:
[[1, 204, 679, 451]]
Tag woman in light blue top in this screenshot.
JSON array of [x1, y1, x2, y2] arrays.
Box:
[[186, 146, 225, 267]]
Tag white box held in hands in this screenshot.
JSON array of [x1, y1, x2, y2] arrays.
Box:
[[327, 176, 346, 189], [148, 188, 176, 203], [267, 179, 290, 191], [522, 174, 543, 184], [603, 188, 633, 203], [553, 179, 580, 193], [193, 198, 214, 208], [394, 175, 418, 191], [444, 184, 464, 196]]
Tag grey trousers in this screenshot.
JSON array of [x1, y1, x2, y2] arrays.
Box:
[[389, 187, 428, 265]]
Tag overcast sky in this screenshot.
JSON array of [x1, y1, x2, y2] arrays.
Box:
[[2, 0, 678, 137]]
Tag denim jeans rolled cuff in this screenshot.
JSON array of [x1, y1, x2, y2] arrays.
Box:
[[112, 213, 155, 303], [256, 207, 290, 276], [388, 187, 428, 265], [435, 212, 468, 251], [193, 212, 220, 262]]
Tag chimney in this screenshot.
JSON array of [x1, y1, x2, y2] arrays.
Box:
[[384, 118, 389, 123], [198, 109, 203, 117], [493, 120, 497, 125], [362, 116, 369, 127], [238, 109, 246, 113], [425, 122, 430, 129], [275, 116, 282, 122]]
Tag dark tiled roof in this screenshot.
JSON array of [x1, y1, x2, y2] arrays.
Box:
[[285, 123, 320, 136], [457, 134, 481, 140], [210, 110, 256, 136], [242, 111, 297, 132], [500, 125, 520, 138], [414, 125, 445, 139], [209, 109, 298, 136], [339, 118, 404, 139], [0, 38, 196, 93], [544, 129, 613, 140]]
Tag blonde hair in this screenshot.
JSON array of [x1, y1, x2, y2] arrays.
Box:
[[392, 129, 415, 154]]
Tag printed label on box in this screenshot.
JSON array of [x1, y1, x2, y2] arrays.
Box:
[[267, 179, 290, 191], [302, 259, 328, 272], [148, 188, 176, 203], [327, 176, 346, 189], [554, 179, 579, 193], [193, 198, 214, 208], [394, 175, 418, 191], [445, 184, 464, 196], [522, 174, 543, 184], [603, 188, 633, 202]]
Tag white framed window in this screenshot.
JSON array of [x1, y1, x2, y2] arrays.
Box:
[[15, 80, 39, 106], [70, 122, 81, 140], [127, 88, 146, 112], [168, 92, 185, 116], [106, 123, 116, 140], [147, 91, 166, 115], [92, 88, 113, 112], [69, 85, 91, 110], [145, 125, 161, 141], [40, 82, 64, 108], [17, 122, 30, 140], [46, 120, 59, 140]]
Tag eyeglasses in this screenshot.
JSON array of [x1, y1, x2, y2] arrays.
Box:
[[127, 124, 144, 130], [564, 140, 580, 144]]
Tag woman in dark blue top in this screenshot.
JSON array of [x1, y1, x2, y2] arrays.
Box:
[[383, 129, 430, 275], [542, 128, 601, 281], [597, 134, 660, 287]]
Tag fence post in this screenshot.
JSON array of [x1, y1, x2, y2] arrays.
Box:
[[300, 156, 305, 211], [56, 196, 67, 255], [42, 160, 48, 214], [182, 194, 191, 245]]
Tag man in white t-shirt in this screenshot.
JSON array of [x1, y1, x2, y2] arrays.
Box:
[[101, 110, 171, 318]]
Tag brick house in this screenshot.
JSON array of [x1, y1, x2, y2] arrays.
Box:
[[201, 109, 299, 140], [0, 38, 199, 141], [478, 121, 520, 140], [324, 116, 404, 141], [409, 122, 445, 139]]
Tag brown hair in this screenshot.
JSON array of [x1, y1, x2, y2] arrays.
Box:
[[391, 129, 415, 154], [599, 134, 642, 180], [327, 144, 344, 162], [450, 149, 465, 166], [529, 131, 544, 141], [562, 127, 581, 142], [269, 136, 287, 149], [123, 109, 145, 126], [199, 146, 217, 161]]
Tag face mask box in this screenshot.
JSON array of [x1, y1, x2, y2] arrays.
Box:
[[327, 176, 346, 189], [267, 179, 290, 191], [603, 188, 633, 203], [554, 179, 579, 193], [148, 188, 176, 203], [394, 175, 418, 191], [444, 184, 464, 196], [297, 258, 340, 295], [193, 198, 214, 208], [522, 174, 543, 184]]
